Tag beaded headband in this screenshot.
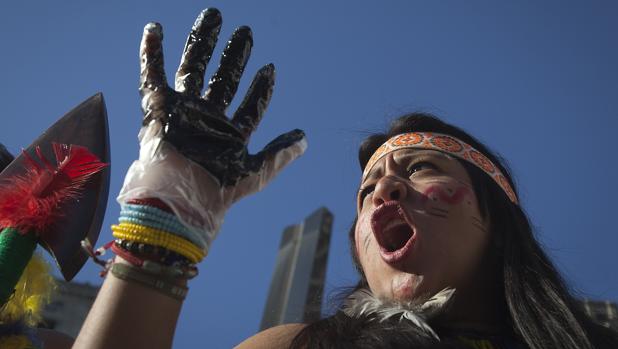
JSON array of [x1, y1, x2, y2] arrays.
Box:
[[363, 132, 518, 204]]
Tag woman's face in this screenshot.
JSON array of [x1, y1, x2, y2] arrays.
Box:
[[356, 148, 491, 301]]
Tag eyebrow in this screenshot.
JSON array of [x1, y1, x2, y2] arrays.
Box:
[[362, 150, 451, 183], [394, 150, 452, 163]]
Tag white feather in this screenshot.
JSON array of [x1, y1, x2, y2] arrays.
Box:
[[342, 287, 455, 340]]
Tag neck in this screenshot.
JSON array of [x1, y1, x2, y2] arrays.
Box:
[[435, 261, 508, 335]]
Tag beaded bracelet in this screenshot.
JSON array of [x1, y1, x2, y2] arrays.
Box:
[[111, 223, 205, 263], [111, 242, 144, 266], [114, 239, 191, 267], [119, 207, 191, 230], [111, 242, 198, 280], [122, 204, 175, 219], [120, 204, 203, 248], [119, 219, 202, 251], [112, 222, 203, 261], [118, 216, 192, 237], [126, 198, 173, 213]]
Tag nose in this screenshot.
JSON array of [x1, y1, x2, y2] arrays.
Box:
[[372, 175, 408, 207]]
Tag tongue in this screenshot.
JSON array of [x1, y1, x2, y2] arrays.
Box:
[[383, 225, 413, 252]]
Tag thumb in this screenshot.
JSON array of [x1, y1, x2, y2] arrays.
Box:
[[232, 129, 307, 202]]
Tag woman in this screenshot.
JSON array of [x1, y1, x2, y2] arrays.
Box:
[[285, 113, 618, 348], [74, 8, 618, 349]]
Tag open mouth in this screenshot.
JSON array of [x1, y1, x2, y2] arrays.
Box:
[[371, 201, 416, 263]]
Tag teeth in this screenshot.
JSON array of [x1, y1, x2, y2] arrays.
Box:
[[382, 218, 407, 232]]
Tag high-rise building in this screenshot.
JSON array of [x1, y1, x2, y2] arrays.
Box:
[[40, 279, 99, 338], [260, 207, 333, 330]]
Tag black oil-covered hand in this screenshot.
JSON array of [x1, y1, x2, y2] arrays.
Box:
[[139, 8, 305, 186]]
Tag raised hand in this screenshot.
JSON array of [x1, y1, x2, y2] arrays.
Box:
[[139, 8, 305, 186], [119, 9, 306, 249]]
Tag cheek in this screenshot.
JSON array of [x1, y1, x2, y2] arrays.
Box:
[[410, 182, 489, 283], [406, 181, 478, 223], [415, 182, 485, 238], [354, 212, 388, 293], [413, 182, 484, 221], [354, 213, 372, 262], [419, 183, 473, 207]]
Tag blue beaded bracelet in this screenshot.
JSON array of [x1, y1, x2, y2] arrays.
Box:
[[122, 204, 176, 219], [118, 216, 191, 236], [120, 204, 205, 249]]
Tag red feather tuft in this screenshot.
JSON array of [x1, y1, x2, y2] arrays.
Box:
[[0, 143, 108, 236]]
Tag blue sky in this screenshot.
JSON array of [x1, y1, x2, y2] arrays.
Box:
[[1, 1, 617, 347]]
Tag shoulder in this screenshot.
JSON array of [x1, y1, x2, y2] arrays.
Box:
[[234, 323, 307, 349]]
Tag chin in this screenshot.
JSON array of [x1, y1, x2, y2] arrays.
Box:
[[390, 272, 425, 301]]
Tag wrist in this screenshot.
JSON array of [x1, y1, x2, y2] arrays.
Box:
[[114, 197, 207, 263], [118, 123, 227, 252], [109, 260, 189, 300]]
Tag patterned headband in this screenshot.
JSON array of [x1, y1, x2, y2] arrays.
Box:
[[363, 132, 518, 204]]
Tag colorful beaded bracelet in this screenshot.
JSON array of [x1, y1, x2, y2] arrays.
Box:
[[111, 223, 203, 263], [111, 223, 204, 263], [118, 216, 191, 237], [120, 204, 204, 249], [126, 198, 173, 213], [114, 239, 191, 266], [122, 204, 176, 219], [111, 242, 198, 280]]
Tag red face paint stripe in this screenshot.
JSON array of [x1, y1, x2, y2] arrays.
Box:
[[422, 186, 471, 205]]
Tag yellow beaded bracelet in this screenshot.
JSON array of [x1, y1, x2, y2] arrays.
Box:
[[111, 223, 205, 263], [111, 230, 202, 264], [112, 223, 203, 263], [112, 225, 203, 263]]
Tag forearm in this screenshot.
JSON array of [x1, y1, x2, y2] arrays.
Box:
[[73, 7, 305, 348], [73, 258, 186, 349]]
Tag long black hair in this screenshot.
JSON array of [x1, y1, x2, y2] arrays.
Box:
[[290, 113, 618, 348]]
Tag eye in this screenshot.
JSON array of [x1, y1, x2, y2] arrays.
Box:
[[358, 184, 375, 203], [406, 161, 437, 176]]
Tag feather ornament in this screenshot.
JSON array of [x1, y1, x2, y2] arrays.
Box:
[[342, 287, 456, 340], [0, 143, 107, 235], [0, 253, 55, 326]]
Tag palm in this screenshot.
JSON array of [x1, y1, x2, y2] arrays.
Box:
[[139, 9, 303, 186]]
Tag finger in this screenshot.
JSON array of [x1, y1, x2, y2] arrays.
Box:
[[259, 129, 306, 163], [204, 26, 253, 113], [139, 22, 168, 97], [237, 130, 306, 198], [175, 8, 222, 95], [231, 63, 275, 141]]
